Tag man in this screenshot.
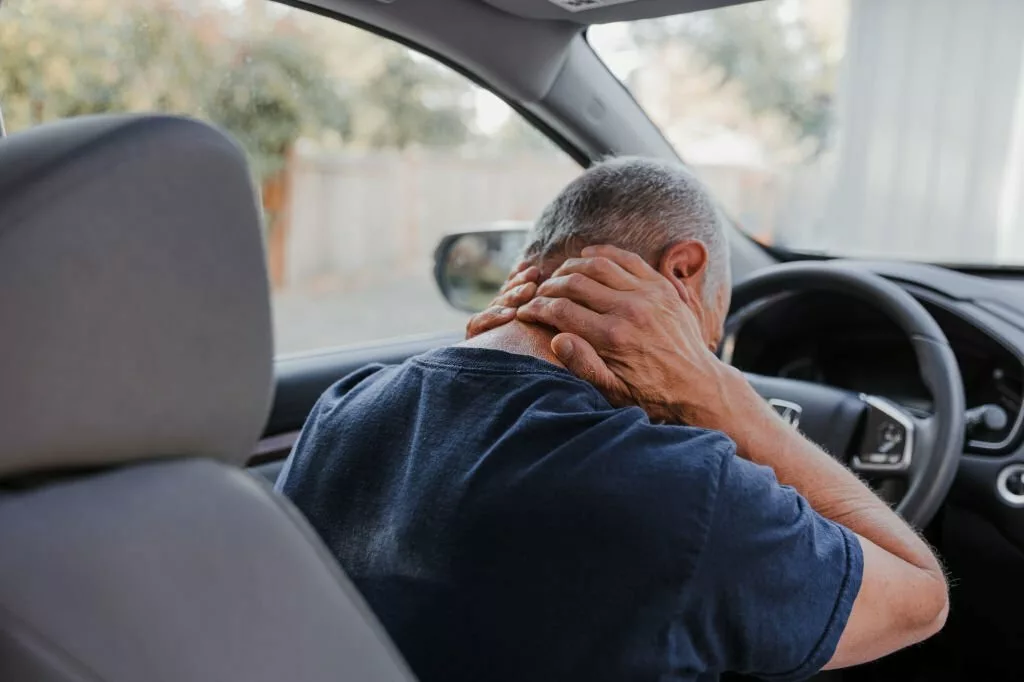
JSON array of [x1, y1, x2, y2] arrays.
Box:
[[278, 158, 948, 682]]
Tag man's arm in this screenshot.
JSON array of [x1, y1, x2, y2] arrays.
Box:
[[705, 366, 948, 668], [516, 245, 948, 670]]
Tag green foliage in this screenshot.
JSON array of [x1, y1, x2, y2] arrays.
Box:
[[629, 3, 837, 153], [357, 49, 472, 149], [0, 1, 119, 124], [0, 0, 552, 175], [113, 5, 214, 114], [0, 0, 350, 179], [206, 36, 351, 177]]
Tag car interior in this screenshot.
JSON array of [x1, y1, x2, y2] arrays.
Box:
[[2, 0, 1024, 680]]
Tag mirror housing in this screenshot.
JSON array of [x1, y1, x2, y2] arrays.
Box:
[[433, 222, 531, 312]]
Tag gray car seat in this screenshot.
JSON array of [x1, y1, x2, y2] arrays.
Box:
[[0, 115, 416, 682]]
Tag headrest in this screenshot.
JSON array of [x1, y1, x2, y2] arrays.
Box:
[[0, 115, 273, 478]]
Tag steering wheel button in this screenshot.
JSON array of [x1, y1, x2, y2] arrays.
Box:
[[852, 395, 915, 474]]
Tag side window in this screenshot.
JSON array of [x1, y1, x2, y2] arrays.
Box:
[[0, 0, 577, 355]]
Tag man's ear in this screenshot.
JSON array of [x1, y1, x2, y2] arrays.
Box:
[[658, 240, 709, 305]]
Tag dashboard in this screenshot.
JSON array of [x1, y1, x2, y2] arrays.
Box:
[[723, 262, 1024, 457]]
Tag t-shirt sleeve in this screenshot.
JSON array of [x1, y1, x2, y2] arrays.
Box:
[[680, 452, 864, 681], [274, 362, 388, 496]]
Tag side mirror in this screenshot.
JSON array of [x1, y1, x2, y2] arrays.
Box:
[[434, 223, 531, 312]]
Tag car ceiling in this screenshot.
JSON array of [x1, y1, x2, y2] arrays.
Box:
[[482, 0, 754, 24]]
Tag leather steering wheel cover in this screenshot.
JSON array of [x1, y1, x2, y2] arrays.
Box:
[[907, 338, 965, 526], [728, 261, 965, 527]]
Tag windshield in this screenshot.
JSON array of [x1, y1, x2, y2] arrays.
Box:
[[590, 0, 1024, 266]]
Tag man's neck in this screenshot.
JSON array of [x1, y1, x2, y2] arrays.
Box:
[[457, 320, 565, 369]]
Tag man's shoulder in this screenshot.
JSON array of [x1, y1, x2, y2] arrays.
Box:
[[412, 346, 598, 388], [325, 346, 593, 391], [302, 343, 739, 487], [298, 346, 598, 433], [536, 404, 738, 488], [313, 345, 738, 463], [325, 346, 606, 410], [304, 361, 401, 420], [476, 377, 739, 523], [478, 397, 739, 580]]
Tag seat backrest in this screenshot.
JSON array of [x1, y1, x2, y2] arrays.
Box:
[[0, 115, 416, 682]]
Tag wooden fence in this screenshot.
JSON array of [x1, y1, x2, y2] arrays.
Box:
[[268, 149, 785, 292]]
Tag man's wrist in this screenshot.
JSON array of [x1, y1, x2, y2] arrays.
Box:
[[671, 360, 756, 432]]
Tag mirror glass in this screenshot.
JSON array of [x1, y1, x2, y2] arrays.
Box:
[[436, 225, 530, 312]]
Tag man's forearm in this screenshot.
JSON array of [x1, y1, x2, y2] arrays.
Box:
[[696, 365, 944, 579]]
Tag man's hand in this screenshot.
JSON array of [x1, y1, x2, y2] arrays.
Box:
[[516, 245, 735, 426], [464, 262, 541, 339]]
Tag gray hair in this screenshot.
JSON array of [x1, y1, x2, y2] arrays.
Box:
[[524, 156, 730, 307]]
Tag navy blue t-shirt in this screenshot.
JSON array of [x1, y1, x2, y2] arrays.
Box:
[[278, 347, 862, 682]]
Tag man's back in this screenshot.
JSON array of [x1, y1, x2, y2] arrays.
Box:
[[279, 347, 860, 682]]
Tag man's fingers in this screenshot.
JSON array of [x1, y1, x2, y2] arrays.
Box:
[[517, 296, 611, 346], [465, 305, 516, 338], [551, 333, 627, 404], [508, 260, 532, 279], [465, 281, 539, 339], [535, 273, 621, 313], [499, 265, 540, 295], [580, 244, 658, 280], [497, 281, 538, 307], [548, 256, 637, 292]]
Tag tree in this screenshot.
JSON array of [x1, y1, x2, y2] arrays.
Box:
[[0, 0, 127, 125], [0, 0, 350, 179], [205, 34, 351, 179], [357, 49, 474, 149], [628, 1, 840, 156], [0, 0, 489, 159]]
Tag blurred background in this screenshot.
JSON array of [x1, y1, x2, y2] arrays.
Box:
[[3, 0, 1021, 353]]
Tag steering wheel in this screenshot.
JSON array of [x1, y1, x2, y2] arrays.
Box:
[[727, 262, 966, 527]]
